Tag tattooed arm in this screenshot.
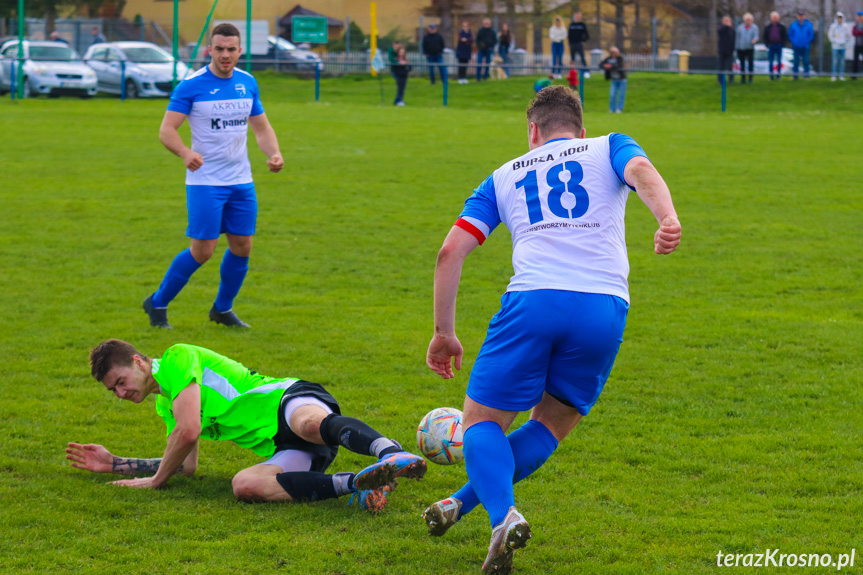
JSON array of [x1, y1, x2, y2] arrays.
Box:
[[65, 442, 198, 477]]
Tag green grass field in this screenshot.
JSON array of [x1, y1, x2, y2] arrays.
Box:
[[1, 73, 861, 574]]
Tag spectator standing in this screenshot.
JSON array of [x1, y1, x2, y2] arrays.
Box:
[[475, 18, 496, 82], [498, 23, 514, 78], [763, 12, 788, 80], [456, 21, 474, 84], [854, 12, 863, 79], [549, 16, 567, 78], [392, 47, 411, 106], [829, 12, 851, 80], [91, 26, 106, 46], [388, 41, 403, 95], [568, 12, 590, 77], [600, 46, 627, 113], [788, 9, 814, 79], [422, 23, 447, 85], [717, 16, 736, 84], [736, 13, 758, 84]]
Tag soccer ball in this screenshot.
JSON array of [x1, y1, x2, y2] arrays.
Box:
[[417, 407, 464, 465]]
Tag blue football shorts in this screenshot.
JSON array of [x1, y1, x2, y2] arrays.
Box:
[[185, 183, 257, 240], [466, 289, 629, 415]]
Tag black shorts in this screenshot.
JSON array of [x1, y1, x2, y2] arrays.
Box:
[[273, 380, 341, 473]]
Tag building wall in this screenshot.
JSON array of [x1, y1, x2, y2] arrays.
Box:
[[122, 0, 430, 46]]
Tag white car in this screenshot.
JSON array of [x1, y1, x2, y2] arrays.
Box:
[[83, 41, 188, 98], [734, 44, 795, 77], [0, 40, 97, 97]]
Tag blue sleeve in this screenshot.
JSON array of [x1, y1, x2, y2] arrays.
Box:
[[457, 174, 501, 241], [608, 133, 649, 190], [166, 78, 195, 115], [250, 78, 264, 116]]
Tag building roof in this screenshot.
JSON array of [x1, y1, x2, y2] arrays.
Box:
[[279, 5, 344, 28]]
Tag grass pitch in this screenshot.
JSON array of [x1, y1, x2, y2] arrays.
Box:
[[1, 73, 861, 574]]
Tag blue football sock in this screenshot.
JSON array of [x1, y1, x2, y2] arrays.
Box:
[[453, 419, 559, 519], [463, 420, 515, 527], [152, 248, 202, 308], [214, 250, 249, 312]]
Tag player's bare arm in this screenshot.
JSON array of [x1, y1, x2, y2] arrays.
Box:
[[159, 110, 204, 172], [623, 156, 681, 254], [248, 113, 283, 173], [427, 226, 479, 379], [111, 383, 202, 489], [66, 442, 197, 476]]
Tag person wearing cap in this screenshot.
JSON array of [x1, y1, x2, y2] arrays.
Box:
[[852, 11, 863, 79], [828, 12, 852, 80], [788, 9, 814, 79], [422, 23, 447, 85], [762, 12, 788, 80]]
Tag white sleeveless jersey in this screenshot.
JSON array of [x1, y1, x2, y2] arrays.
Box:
[[167, 66, 264, 186], [455, 134, 648, 303]]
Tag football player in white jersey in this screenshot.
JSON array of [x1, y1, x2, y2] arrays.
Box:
[[423, 86, 681, 573], [143, 22, 284, 329]]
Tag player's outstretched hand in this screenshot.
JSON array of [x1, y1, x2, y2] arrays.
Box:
[[426, 333, 464, 379], [654, 216, 681, 254], [182, 150, 204, 172], [267, 154, 284, 173], [66, 442, 114, 474], [110, 476, 159, 489]]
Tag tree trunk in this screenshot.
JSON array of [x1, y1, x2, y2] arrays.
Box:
[[709, 0, 718, 56], [533, 0, 544, 54], [615, 0, 625, 49]]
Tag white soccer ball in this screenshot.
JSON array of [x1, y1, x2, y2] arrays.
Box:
[[417, 407, 464, 465]]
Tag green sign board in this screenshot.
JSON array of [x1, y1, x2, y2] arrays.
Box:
[[292, 16, 328, 43]]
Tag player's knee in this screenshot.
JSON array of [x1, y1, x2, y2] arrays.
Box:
[[232, 472, 264, 502], [295, 414, 325, 443], [190, 246, 215, 263]]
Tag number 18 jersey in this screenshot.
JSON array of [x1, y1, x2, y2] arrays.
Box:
[[455, 134, 648, 304]]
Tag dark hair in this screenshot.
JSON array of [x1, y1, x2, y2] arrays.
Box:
[[90, 339, 148, 382], [212, 22, 241, 39], [526, 85, 584, 136]]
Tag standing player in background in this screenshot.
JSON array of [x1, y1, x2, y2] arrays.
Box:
[[143, 22, 283, 329], [424, 86, 681, 573]]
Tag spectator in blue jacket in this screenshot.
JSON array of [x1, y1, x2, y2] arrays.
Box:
[[789, 9, 814, 78]]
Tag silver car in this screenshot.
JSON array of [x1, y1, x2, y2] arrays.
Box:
[[0, 40, 97, 97], [83, 41, 188, 98]]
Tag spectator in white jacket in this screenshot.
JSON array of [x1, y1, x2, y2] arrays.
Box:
[[829, 12, 852, 80], [549, 16, 568, 78]]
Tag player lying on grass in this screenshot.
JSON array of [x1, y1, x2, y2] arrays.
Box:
[[66, 339, 426, 511], [424, 86, 681, 573]]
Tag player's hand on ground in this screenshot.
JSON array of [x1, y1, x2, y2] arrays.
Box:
[[66, 442, 114, 474], [182, 149, 204, 172], [426, 334, 464, 379], [267, 154, 284, 173], [654, 216, 681, 254], [110, 476, 159, 489]]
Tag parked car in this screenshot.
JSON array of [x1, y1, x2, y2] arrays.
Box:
[[249, 36, 322, 72], [83, 41, 188, 98], [733, 43, 795, 76], [0, 40, 97, 98]]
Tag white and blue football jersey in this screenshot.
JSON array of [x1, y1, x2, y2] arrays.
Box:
[[455, 134, 648, 303], [167, 66, 264, 186]]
